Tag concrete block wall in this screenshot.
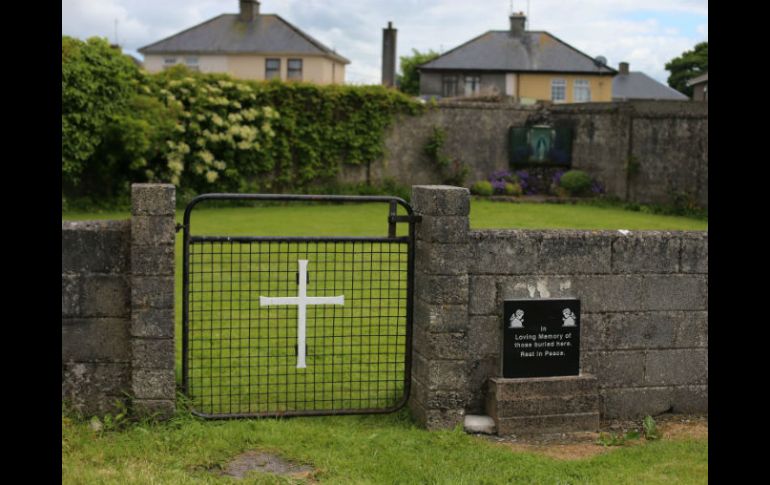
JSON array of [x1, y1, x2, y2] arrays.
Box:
[[62, 220, 132, 415], [409, 185, 708, 429], [62, 184, 176, 418]]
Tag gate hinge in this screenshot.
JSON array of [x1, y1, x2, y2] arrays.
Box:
[[175, 223, 185, 233]]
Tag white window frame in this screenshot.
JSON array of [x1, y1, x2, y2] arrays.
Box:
[[442, 75, 459, 97], [464, 75, 481, 96], [573, 79, 591, 103], [163, 57, 177, 66], [265, 58, 281, 80], [287, 59, 303, 81], [185, 56, 199, 71], [551, 78, 566, 103]]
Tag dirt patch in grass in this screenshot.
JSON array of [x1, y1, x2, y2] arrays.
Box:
[[219, 450, 316, 481], [480, 414, 707, 461]]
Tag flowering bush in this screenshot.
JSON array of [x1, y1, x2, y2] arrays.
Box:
[[142, 70, 281, 192], [488, 170, 519, 194], [515, 170, 537, 195], [62, 59, 423, 200]]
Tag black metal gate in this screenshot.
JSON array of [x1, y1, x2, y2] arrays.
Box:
[[182, 194, 417, 418]]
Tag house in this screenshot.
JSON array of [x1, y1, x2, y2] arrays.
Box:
[[138, 1, 349, 84], [686, 72, 708, 101], [612, 62, 688, 101], [418, 13, 617, 103]]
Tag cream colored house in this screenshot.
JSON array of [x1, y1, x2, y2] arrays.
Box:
[[139, 1, 348, 84], [419, 13, 616, 103]]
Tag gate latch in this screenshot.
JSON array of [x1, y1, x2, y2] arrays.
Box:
[[387, 201, 421, 238]]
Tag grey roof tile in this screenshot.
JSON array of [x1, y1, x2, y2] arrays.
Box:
[[138, 14, 349, 64], [419, 31, 615, 74], [612, 72, 688, 100]]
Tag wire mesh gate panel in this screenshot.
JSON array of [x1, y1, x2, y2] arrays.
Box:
[[182, 194, 416, 418]]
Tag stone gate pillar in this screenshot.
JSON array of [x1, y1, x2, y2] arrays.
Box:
[[129, 184, 176, 419], [409, 185, 471, 429]]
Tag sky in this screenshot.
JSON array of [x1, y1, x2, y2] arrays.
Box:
[[61, 0, 708, 86]]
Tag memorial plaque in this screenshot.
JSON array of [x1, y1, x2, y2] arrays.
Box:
[[502, 299, 580, 378]]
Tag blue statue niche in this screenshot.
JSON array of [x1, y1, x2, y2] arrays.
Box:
[[529, 125, 554, 162]]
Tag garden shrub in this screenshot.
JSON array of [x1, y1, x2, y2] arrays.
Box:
[[504, 182, 523, 196], [471, 180, 494, 196], [489, 170, 519, 194], [62, 36, 140, 190], [559, 170, 593, 196], [61, 50, 424, 202]]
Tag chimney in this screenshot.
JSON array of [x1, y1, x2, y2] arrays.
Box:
[[619, 62, 629, 75], [509, 12, 526, 36], [239, 0, 260, 22], [382, 21, 397, 87]]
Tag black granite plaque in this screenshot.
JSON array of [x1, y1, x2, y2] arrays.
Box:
[[502, 299, 580, 378]]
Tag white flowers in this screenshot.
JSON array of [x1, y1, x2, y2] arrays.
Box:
[[148, 75, 280, 188]]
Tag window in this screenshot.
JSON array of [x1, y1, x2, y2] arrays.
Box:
[[442, 75, 459, 97], [185, 56, 199, 72], [163, 57, 177, 69], [573, 79, 591, 102], [287, 59, 303, 81], [265, 58, 281, 80], [551, 79, 566, 102], [464, 75, 481, 96]]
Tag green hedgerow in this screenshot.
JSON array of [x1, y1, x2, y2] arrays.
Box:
[[61, 50, 424, 202]]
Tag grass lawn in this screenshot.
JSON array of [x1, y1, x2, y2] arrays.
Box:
[[62, 200, 707, 484], [62, 409, 707, 484]]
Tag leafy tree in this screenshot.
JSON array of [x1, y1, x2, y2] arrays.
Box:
[[664, 42, 708, 97], [397, 49, 440, 96], [62, 36, 140, 189], [88, 92, 182, 198]]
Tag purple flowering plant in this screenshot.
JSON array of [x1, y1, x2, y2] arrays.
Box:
[[515, 170, 538, 195], [488, 170, 515, 194]]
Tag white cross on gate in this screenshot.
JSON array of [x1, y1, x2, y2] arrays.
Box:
[[259, 259, 344, 369]]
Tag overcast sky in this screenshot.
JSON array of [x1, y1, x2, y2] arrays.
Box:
[[62, 0, 708, 85]]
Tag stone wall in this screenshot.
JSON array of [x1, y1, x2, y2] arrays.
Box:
[[62, 184, 176, 419], [343, 100, 708, 208], [409, 185, 708, 430]]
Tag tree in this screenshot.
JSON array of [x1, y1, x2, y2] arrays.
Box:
[[397, 49, 440, 96], [664, 42, 708, 98], [62, 36, 140, 190]]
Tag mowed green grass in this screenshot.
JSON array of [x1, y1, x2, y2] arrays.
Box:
[[62, 409, 708, 484], [63, 201, 707, 484], [62, 198, 708, 232]]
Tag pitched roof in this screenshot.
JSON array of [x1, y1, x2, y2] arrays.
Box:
[[419, 31, 616, 74], [612, 72, 688, 101], [138, 14, 349, 64], [686, 72, 708, 87]]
